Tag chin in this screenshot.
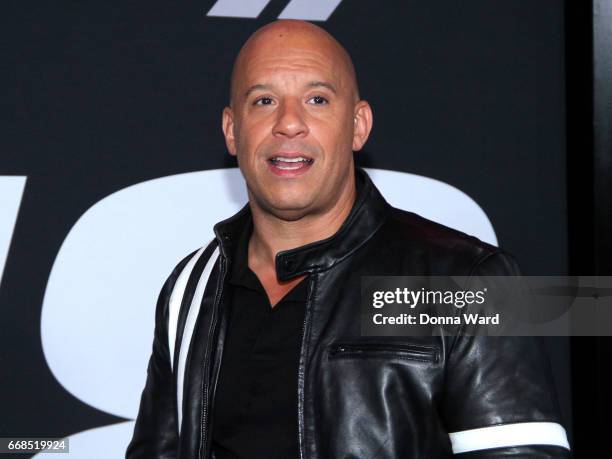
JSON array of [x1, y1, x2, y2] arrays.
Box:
[[247, 183, 320, 220], [271, 209, 310, 222], [269, 202, 312, 220], [258, 196, 315, 221]]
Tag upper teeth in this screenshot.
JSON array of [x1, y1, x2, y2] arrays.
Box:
[[272, 157, 310, 162]]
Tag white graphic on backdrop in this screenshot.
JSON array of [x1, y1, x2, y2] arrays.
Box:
[[0, 176, 27, 288], [207, 0, 271, 18], [207, 0, 344, 21], [278, 0, 344, 21], [38, 168, 496, 457]]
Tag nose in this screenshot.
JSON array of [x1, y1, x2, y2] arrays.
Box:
[[272, 98, 309, 138]]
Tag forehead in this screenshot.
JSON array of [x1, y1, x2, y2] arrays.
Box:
[[236, 37, 347, 91]]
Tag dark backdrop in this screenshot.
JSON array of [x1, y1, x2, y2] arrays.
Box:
[[2, 0, 572, 455]]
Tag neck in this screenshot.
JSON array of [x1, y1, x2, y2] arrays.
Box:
[[248, 174, 357, 270]]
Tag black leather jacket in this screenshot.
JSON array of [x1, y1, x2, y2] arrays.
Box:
[[127, 167, 570, 458]]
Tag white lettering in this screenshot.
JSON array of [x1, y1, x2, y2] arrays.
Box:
[[278, 0, 344, 21], [0, 176, 27, 289], [372, 291, 385, 308], [420, 314, 461, 325], [207, 0, 345, 22], [207, 0, 271, 18], [463, 313, 500, 325]]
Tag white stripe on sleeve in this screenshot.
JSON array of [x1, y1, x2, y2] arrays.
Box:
[[449, 422, 570, 454], [176, 246, 220, 435], [168, 246, 207, 370]]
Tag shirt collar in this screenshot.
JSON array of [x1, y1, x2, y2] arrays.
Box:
[[214, 167, 391, 282], [227, 218, 309, 302]]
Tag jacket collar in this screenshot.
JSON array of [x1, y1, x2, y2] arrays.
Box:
[[213, 167, 391, 281]]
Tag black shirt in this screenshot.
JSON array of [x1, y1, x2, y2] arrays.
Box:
[[211, 220, 308, 459]]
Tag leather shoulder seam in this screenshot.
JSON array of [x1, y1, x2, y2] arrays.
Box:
[[466, 249, 505, 277]]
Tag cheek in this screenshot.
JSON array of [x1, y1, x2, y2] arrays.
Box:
[[314, 111, 345, 138], [317, 120, 354, 162], [235, 126, 262, 159]]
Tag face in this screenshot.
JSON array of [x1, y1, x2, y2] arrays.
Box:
[[222, 25, 372, 221]]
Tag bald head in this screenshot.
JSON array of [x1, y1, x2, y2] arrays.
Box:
[[220, 19, 374, 223], [229, 20, 359, 106]]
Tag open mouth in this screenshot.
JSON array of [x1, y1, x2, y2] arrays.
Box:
[[267, 155, 314, 175], [268, 156, 314, 169]]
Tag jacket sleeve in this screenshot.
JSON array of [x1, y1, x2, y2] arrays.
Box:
[[442, 251, 571, 458], [125, 252, 195, 459]]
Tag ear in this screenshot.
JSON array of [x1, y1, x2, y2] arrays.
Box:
[[352, 100, 374, 152], [222, 106, 237, 156]]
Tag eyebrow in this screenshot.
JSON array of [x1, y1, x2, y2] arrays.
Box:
[[306, 81, 338, 94], [244, 84, 269, 99], [243, 81, 338, 99]]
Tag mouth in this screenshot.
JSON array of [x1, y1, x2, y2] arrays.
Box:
[[267, 153, 314, 176]]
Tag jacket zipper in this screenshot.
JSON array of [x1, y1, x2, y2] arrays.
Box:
[[199, 255, 227, 459], [297, 275, 316, 459], [197, 259, 316, 459], [328, 342, 439, 363]]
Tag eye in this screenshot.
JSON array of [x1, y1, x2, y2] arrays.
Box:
[[254, 97, 274, 106], [308, 95, 328, 105]]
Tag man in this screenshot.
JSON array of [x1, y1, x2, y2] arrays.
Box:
[[127, 20, 570, 458]]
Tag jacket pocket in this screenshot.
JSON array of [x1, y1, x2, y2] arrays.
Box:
[[328, 341, 439, 364]]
